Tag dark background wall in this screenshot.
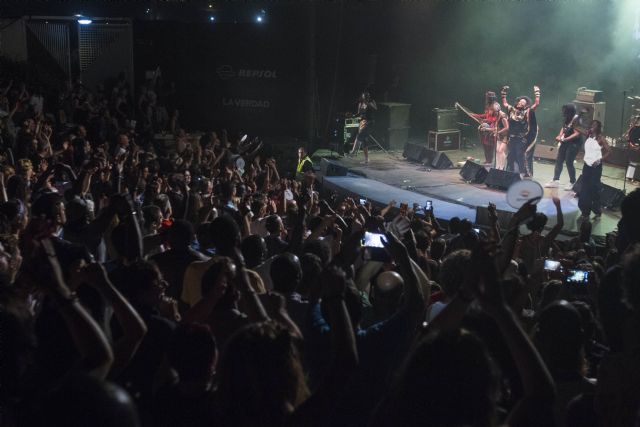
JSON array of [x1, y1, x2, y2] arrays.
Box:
[[120, 0, 640, 143]]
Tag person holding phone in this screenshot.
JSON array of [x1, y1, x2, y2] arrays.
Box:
[[515, 197, 564, 274]]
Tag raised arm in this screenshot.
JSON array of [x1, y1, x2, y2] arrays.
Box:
[[542, 197, 563, 249], [382, 231, 424, 327], [41, 239, 114, 379], [291, 266, 357, 426], [81, 263, 147, 378], [501, 85, 511, 109], [531, 85, 541, 111]]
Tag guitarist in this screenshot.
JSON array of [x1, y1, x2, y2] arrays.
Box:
[[544, 103, 582, 190], [349, 91, 377, 164], [458, 91, 509, 167]]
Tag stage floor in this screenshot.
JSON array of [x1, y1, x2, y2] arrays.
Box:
[[314, 144, 632, 238]]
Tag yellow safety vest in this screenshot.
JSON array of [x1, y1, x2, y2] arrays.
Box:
[[296, 156, 312, 174]]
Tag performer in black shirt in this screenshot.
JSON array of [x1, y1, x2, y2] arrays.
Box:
[[501, 85, 540, 178], [545, 103, 582, 190], [349, 92, 377, 164]]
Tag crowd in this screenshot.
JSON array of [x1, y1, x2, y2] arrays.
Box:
[[0, 68, 639, 427]]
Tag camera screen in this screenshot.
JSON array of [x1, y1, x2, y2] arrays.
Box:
[[363, 232, 385, 248], [566, 269, 589, 284], [544, 260, 561, 271]]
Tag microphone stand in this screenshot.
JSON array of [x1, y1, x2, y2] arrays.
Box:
[[620, 90, 627, 141]]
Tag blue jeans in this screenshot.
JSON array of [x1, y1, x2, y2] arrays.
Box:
[[553, 141, 579, 183]]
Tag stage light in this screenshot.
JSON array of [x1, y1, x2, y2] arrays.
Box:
[[209, 16, 215, 22], [78, 18, 93, 25], [256, 16, 263, 23]]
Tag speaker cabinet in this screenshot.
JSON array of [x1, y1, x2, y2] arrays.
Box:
[[320, 158, 349, 176], [431, 152, 453, 169], [383, 127, 410, 151], [428, 130, 461, 151], [534, 144, 559, 162], [485, 168, 521, 191], [573, 100, 606, 130], [404, 142, 428, 162], [573, 175, 624, 209], [459, 160, 488, 183], [431, 108, 459, 131], [377, 103, 411, 129]]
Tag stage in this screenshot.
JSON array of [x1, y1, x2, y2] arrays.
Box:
[[314, 143, 631, 239]]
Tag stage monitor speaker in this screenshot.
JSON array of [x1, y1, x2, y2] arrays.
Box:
[[485, 168, 521, 191], [321, 158, 349, 176], [404, 142, 428, 162], [573, 175, 624, 209], [573, 100, 606, 130], [534, 144, 559, 162], [431, 152, 453, 169], [431, 108, 459, 131], [459, 160, 488, 183], [476, 206, 514, 230], [601, 185, 625, 209]]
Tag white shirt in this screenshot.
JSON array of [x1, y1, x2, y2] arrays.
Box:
[[583, 136, 602, 167]]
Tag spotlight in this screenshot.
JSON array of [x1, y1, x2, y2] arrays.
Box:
[[208, 4, 213, 8], [75, 14, 92, 25], [256, 16, 263, 23], [209, 15, 215, 22]]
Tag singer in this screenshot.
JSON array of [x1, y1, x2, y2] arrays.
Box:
[[501, 85, 540, 178], [349, 91, 377, 164], [544, 103, 582, 190]]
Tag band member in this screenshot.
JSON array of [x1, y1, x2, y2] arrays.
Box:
[[625, 116, 640, 148], [466, 91, 509, 167], [501, 85, 540, 178], [545, 103, 582, 190], [577, 120, 610, 220], [296, 147, 313, 181], [349, 91, 377, 164]]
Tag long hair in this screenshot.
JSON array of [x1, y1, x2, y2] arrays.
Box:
[[562, 103, 577, 125], [216, 321, 310, 427]]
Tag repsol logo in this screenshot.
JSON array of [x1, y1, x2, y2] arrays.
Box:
[[222, 98, 271, 108], [216, 65, 278, 80], [238, 69, 277, 79]]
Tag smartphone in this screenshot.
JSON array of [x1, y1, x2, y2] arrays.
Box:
[[565, 269, 589, 284], [399, 202, 408, 216], [473, 228, 481, 234], [363, 232, 385, 248], [425, 200, 433, 211], [544, 259, 561, 272], [359, 198, 366, 206]]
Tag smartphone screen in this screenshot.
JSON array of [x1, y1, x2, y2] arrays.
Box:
[[363, 232, 385, 248], [359, 198, 366, 206], [544, 260, 561, 272], [566, 269, 589, 284], [425, 200, 433, 210]]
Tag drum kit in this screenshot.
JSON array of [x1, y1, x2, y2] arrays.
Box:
[[624, 96, 640, 150]]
